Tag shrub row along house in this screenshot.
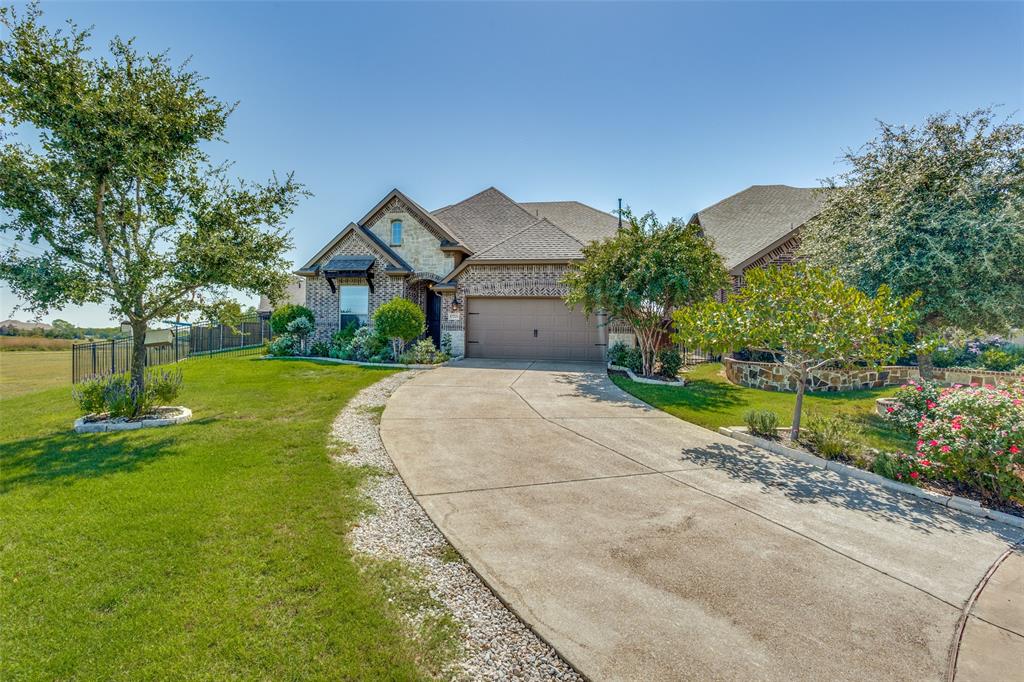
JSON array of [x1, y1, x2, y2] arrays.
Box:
[[296, 185, 822, 361]]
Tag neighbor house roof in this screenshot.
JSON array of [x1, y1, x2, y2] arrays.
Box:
[[690, 185, 827, 272], [519, 201, 620, 244]]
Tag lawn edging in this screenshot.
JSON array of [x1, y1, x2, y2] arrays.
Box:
[[263, 355, 462, 370], [718, 426, 1024, 530], [607, 362, 685, 386], [73, 406, 192, 433]]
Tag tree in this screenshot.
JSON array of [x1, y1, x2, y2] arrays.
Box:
[[0, 6, 304, 408], [372, 298, 424, 359], [270, 304, 314, 336], [800, 108, 1024, 349], [673, 264, 919, 441], [563, 208, 727, 376]]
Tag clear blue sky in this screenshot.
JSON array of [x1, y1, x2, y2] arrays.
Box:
[[3, 1, 1022, 326]]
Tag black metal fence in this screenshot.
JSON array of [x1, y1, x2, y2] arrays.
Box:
[[679, 346, 721, 365], [72, 315, 272, 383]]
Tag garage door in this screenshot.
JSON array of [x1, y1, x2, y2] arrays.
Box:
[[465, 297, 605, 362]]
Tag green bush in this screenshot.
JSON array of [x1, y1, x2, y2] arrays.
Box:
[[147, 367, 183, 405], [623, 346, 643, 374], [309, 341, 331, 357], [871, 451, 927, 485], [72, 376, 108, 414], [883, 379, 943, 431], [440, 332, 453, 357], [332, 321, 360, 350], [270, 304, 314, 335], [608, 341, 630, 367], [800, 413, 863, 460], [980, 347, 1017, 371], [744, 409, 780, 439], [931, 347, 958, 368], [399, 338, 448, 365], [372, 298, 425, 357], [345, 326, 392, 363], [267, 335, 295, 357], [656, 346, 682, 379]]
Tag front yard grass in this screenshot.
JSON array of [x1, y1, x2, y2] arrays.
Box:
[[0, 355, 455, 680], [612, 362, 914, 453]]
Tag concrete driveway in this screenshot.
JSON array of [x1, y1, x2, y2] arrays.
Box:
[[380, 360, 1024, 681]]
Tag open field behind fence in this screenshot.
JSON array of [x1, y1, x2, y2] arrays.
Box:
[[0, 337, 76, 352], [0, 351, 72, 398]]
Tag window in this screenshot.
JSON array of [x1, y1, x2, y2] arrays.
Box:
[[339, 285, 369, 328], [390, 219, 403, 246]]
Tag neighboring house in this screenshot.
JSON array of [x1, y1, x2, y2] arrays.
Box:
[[0, 319, 53, 334], [297, 187, 631, 361], [689, 185, 827, 295], [257, 275, 306, 316]]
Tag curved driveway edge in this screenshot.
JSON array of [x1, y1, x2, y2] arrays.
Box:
[[381, 359, 1024, 681]]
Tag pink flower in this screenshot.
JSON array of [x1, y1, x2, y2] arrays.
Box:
[[910, 471, 920, 480], [926, 400, 937, 409], [916, 386, 924, 392], [941, 445, 951, 453], [929, 440, 939, 447], [886, 406, 895, 413], [952, 423, 962, 430], [920, 459, 931, 467], [1011, 445, 1021, 455]]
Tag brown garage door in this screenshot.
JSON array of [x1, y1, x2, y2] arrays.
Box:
[[465, 297, 605, 362]]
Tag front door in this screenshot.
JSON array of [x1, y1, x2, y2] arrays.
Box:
[[426, 291, 442, 347]]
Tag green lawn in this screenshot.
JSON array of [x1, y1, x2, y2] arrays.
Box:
[[1, 356, 456, 680], [0, 350, 71, 397], [612, 362, 914, 452]]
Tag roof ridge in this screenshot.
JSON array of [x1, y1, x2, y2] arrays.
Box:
[[471, 216, 581, 259]]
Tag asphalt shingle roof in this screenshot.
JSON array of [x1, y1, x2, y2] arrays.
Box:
[[518, 201, 620, 244], [692, 185, 827, 271], [468, 218, 584, 261], [431, 187, 540, 253], [321, 255, 375, 272]]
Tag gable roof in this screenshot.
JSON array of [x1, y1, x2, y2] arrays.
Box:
[[691, 185, 826, 272], [430, 187, 539, 252], [469, 218, 584, 261], [519, 201, 620, 244], [296, 223, 412, 275], [358, 188, 465, 247]]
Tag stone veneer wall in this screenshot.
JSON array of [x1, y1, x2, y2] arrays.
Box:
[[927, 367, 1024, 387], [724, 357, 920, 392], [363, 196, 454, 279]]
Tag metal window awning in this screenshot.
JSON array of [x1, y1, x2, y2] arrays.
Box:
[[321, 256, 375, 293]]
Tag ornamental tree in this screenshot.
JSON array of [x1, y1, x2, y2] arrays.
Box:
[[372, 298, 425, 359], [673, 264, 919, 440], [800, 108, 1024, 346], [563, 208, 728, 376], [0, 5, 304, 404]]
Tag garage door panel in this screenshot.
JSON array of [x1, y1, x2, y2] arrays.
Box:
[[466, 297, 604, 361]]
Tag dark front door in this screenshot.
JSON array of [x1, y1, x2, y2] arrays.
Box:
[[426, 291, 442, 347]]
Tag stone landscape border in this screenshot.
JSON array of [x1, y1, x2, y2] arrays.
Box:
[[719, 426, 1024, 530], [74, 406, 192, 433], [263, 355, 463, 370], [607, 362, 686, 386]]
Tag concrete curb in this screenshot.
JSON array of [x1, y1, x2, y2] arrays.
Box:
[[262, 355, 462, 370], [74, 406, 192, 433], [607, 363, 685, 386], [718, 426, 1024, 530]]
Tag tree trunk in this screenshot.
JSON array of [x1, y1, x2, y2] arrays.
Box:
[[918, 349, 936, 380], [130, 320, 147, 416], [790, 367, 808, 442]]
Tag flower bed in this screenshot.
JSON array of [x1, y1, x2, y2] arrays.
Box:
[[74, 406, 192, 433]]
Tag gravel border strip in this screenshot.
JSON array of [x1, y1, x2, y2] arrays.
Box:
[[331, 371, 583, 681]]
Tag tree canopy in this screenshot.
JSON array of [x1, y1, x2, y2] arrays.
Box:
[[0, 5, 305, 397], [800, 108, 1024, 336], [372, 298, 425, 358], [563, 208, 727, 376], [673, 264, 919, 440]]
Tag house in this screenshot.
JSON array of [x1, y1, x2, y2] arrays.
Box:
[[0, 319, 53, 334], [257, 275, 306, 317], [689, 185, 827, 293], [296, 187, 633, 361]]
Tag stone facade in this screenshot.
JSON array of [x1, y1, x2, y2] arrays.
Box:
[[364, 197, 454, 279], [724, 357, 920, 392], [927, 367, 1023, 387], [304, 231, 407, 343]]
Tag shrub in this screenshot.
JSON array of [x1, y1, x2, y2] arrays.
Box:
[[872, 451, 929, 485], [623, 346, 643, 374], [656, 346, 682, 379], [146, 367, 183, 405], [608, 341, 630, 367], [440, 332, 453, 357], [102, 375, 142, 419], [347, 326, 392, 363], [309, 341, 331, 357], [931, 347, 959, 368], [399, 338, 448, 365], [270, 304, 315, 335], [916, 381, 1024, 502], [373, 298, 425, 358], [883, 379, 943, 431], [72, 376, 108, 414], [267, 335, 295, 357], [332, 321, 360, 350], [980, 348, 1017, 372], [744, 409, 779, 439], [800, 413, 863, 460], [285, 317, 314, 355]]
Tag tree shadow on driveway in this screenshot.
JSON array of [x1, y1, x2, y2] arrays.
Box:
[[680, 441, 1023, 542]]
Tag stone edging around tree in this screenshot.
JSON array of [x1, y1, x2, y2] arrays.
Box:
[[74, 406, 192, 433], [718, 426, 1024, 530], [607, 363, 686, 386]]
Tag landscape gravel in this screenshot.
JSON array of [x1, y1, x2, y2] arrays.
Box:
[[330, 370, 582, 681]]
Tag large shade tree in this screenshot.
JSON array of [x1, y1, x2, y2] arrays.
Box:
[[563, 208, 728, 376], [0, 5, 304, 399], [800, 108, 1024, 355], [673, 264, 920, 440]]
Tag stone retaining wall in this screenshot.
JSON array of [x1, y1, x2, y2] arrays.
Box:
[[927, 366, 1023, 387], [723, 357, 920, 392]]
